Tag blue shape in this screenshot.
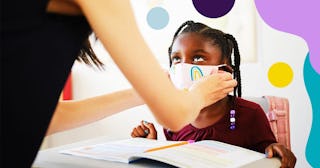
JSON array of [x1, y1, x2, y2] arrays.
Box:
[[147, 7, 169, 30], [304, 53, 320, 167]]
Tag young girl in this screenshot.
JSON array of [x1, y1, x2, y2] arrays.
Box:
[[131, 20, 296, 168]]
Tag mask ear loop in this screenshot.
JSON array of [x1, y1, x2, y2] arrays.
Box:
[[218, 64, 233, 73]]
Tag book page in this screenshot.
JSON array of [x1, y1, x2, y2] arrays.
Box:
[[59, 138, 181, 163], [135, 140, 265, 168]]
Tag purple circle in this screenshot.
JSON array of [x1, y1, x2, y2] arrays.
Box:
[[192, 0, 235, 18]]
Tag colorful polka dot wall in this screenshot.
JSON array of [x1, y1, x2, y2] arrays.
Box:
[[143, 0, 319, 167]]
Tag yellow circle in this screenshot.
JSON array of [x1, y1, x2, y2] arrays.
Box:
[[268, 62, 294, 88]]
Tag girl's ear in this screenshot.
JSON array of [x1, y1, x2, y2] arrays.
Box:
[[220, 57, 233, 73], [219, 65, 233, 73]]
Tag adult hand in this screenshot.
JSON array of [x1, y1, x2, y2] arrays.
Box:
[[131, 120, 157, 139], [189, 72, 237, 108], [265, 143, 296, 168]]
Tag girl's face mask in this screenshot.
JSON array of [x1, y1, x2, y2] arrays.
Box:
[[169, 63, 227, 90]]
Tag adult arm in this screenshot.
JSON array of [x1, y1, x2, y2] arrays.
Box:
[[47, 89, 143, 135]]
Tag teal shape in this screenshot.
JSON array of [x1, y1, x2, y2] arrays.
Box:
[[304, 53, 320, 167]]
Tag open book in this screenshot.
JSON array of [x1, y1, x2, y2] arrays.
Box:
[[60, 138, 277, 168]]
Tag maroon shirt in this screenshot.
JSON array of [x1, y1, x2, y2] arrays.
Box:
[[164, 97, 277, 153]]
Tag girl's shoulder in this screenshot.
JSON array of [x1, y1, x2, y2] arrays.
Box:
[[235, 97, 264, 111], [234, 97, 268, 120]]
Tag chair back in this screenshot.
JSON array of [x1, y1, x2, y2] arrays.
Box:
[[244, 96, 291, 149]]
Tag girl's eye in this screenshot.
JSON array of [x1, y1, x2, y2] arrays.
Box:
[[193, 56, 205, 63], [171, 56, 181, 64]]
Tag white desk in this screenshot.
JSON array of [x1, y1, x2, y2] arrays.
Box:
[[33, 136, 281, 168]]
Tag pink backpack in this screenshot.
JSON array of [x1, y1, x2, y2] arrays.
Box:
[[264, 96, 291, 149]]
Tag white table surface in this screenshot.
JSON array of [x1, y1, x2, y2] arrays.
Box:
[[32, 135, 281, 168]]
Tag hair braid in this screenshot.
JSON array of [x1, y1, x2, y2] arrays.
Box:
[[224, 34, 241, 97]]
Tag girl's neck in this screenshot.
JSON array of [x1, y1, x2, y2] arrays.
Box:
[[191, 96, 231, 129]]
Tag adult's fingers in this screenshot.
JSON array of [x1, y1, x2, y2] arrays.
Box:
[[223, 79, 238, 88], [215, 72, 233, 81]]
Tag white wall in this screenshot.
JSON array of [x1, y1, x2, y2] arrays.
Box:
[[242, 16, 310, 168], [42, 1, 311, 167]]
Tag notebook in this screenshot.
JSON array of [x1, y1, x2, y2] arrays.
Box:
[[60, 138, 276, 168]]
